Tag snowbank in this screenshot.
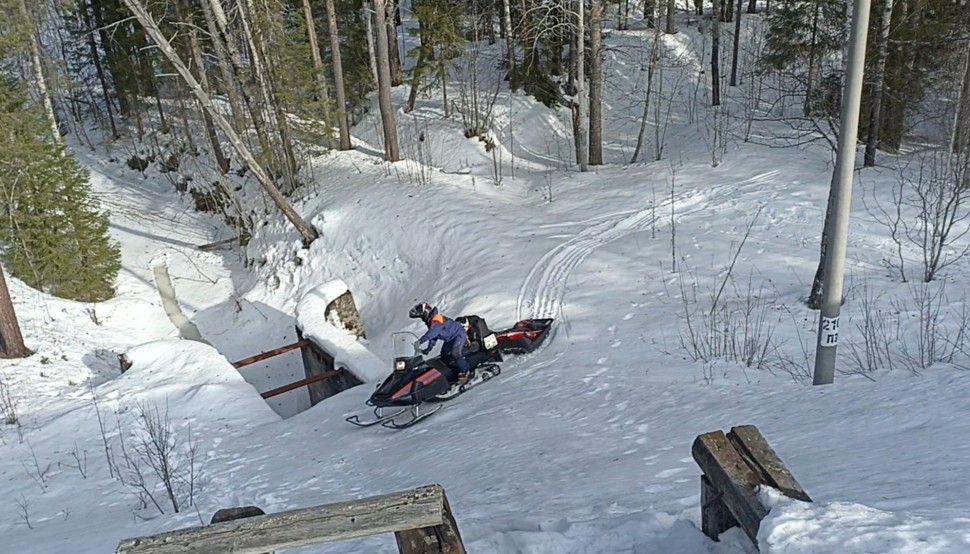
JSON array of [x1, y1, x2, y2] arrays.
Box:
[[758, 488, 970, 553], [106, 340, 280, 425], [294, 280, 388, 383]]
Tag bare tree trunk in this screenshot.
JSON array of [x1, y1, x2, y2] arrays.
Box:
[[0, 267, 27, 358], [365, 6, 379, 87], [863, 0, 894, 166], [503, 0, 515, 83], [665, 0, 675, 33], [240, 0, 300, 192], [199, 0, 247, 134], [589, 0, 603, 165], [387, 0, 403, 86], [120, 0, 318, 245], [747, 0, 757, 12], [631, 21, 662, 163], [373, 0, 401, 161], [803, 0, 822, 116], [173, 0, 230, 173], [808, 173, 837, 308], [207, 0, 271, 152], [19, 0, 61, 144], [954, 45, 970, 154], [575, 0, 589, 171], [406, 42, 427, 113], [174, 84, 198, 153], [79, 0, 119, 138], [484, 0, 496, 44], [325, 0, 352, 150], [188, 28, 230, 173], [711, 0, 721, 106], [302, 0, 333, 132], [729, 0, 742, 86], [618, 0, 629, 30]]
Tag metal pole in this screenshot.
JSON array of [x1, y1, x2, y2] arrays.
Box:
[[813, 0, 873, 385]]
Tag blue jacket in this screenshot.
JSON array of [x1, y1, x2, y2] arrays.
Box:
[[419, 311, 467, 349]]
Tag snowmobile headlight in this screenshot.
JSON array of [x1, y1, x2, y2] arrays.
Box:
[[395, 360, 406, 371]]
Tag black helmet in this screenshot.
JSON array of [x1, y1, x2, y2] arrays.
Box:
[[409, 302, 435, 324]]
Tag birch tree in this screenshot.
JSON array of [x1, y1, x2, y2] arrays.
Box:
[[18, 0, 61, 145], [119, 0, 319, 245], [575, 0, 589, 171]]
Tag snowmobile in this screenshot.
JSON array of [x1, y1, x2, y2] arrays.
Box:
[[345, 317, 553, 429]]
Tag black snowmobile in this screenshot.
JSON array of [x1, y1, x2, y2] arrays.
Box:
[[345, 317, 553, 429]]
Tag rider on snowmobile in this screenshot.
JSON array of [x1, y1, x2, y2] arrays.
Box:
[[409, 303, 473, 379]]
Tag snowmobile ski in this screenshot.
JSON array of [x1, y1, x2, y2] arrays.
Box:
[[381, 403, 443, 430], [345, 407, 408, 427], [432, 363, 501, 401]]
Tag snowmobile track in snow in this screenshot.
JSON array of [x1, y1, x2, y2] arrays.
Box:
[[515, 209, 655, 326]]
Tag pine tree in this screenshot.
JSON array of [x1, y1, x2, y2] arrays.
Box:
[[762, 0, 846, 117], [0, 78, 121, 302]]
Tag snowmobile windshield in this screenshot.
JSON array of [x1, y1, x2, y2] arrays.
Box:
[[392, 331, 421, 360]]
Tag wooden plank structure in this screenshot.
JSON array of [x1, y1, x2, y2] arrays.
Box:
[[296, 326, 363, 405], [297, 289, 367, 406], [231, 340, 311, 369], [692, 424, 811, 548], [227, 289, 367, 405], [116, 484, 466, 554]]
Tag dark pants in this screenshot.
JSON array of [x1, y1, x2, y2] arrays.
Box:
[[442, 338, 471, 373]]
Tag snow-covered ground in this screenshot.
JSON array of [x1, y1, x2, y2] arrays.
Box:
[[3, 9, 970, 554]]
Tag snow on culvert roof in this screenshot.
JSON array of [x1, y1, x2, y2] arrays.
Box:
[[294, 280, 388, 384], [107, 339, 281, 425]]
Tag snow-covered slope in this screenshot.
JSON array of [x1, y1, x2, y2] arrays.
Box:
[[1, 11, 970, 554]]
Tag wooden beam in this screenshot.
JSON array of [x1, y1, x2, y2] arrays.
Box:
[[116, 485, 449, 554], [727, 425, 812, 502], [700, 474, 737, 540], [232, 340, 311, 369], [260, 369, 342, 399], [395, 490, 466, 553], [692, 431, 767, 544]]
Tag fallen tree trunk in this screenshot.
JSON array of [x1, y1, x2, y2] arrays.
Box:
[[120, 0, 319, 246]]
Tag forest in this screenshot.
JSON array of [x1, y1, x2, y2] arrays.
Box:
[[1, 0, 969, 305]]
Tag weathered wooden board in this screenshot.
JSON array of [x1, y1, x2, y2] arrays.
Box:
[[395, 492, 466, 554], [692, 431, 768, 544], [728, 425, 812, 502], [117, 485, 448, 554], [700, 474, 738, 540]]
